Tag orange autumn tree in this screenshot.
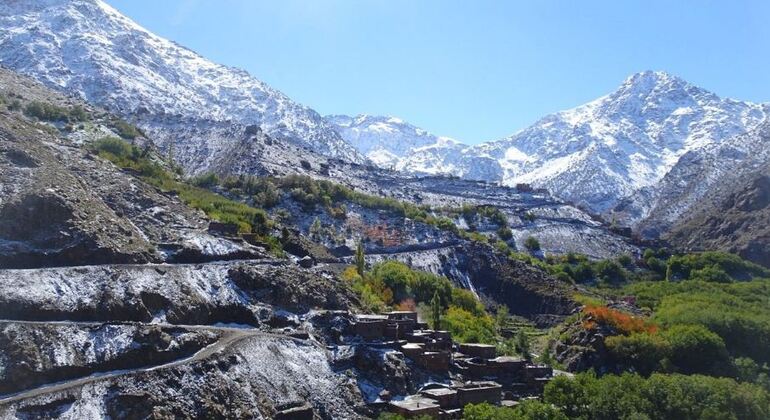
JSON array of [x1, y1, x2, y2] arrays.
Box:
[[582, 305, 657, 335]]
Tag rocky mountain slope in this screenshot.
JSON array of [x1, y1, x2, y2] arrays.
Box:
[[0, 67, 270, 268], [663, 163, 770, 267], [331, 73, 769, 218], [617, 121, 770, 238], [0, 0, 366, 176]]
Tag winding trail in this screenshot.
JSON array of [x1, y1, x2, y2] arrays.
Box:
[[0, 320, 307, 406]]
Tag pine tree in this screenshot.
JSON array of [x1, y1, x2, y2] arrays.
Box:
[[431, 291, 442, 329], [355, 240, 365, 277]]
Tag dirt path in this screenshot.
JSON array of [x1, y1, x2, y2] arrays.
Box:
[[0, 321, 303, 406]]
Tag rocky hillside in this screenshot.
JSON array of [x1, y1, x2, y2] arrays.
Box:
[[618, 122, 770, 240], [0, 64, 374, 417], [0, 67, 274, 268], [664, 167, 770, 267], [0, 0, 366, 175]]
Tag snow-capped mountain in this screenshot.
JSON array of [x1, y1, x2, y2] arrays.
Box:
[[325, 114, 467, 173], [333, 72, 769, 217], [623, 120, 770, 237], [472, 71, 768, 212], [0, 0, 366, 170]]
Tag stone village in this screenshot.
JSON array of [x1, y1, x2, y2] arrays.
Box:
[[298, 310, 557, 419]]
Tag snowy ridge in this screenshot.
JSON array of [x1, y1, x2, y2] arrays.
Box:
[[332, 72, 769, 216], [325, 114, 466, 172], [0, 0, 366, 164]]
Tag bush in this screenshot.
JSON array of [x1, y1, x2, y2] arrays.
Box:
[[524, 236, 540, 251], [112, 119, 142, 139], [89, 137, 282, 255], [666, 251, 770, 282], [594, 260, 628, 285], [573, 261, 595, 282], [662, 324, 730, 375], [582, 305, 657, 335], [624, 280, 770, 364], [497, 226, 513, 240], [24, 101, 84, 122], [451, 288, 486, 316], [606, 332, 671, 376], [463, 401, 567, 420], [368, 261, 455, 308], [192, 172, 220, 188]]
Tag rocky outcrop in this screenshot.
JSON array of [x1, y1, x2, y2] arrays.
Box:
[[0, 261, 356, 325]]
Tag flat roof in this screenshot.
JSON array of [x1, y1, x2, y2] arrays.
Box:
[[422, 388, 457, 396], [458, 381, 502, 390], [459, 343, 496, 348], [402, 343, 424, 349], [390, 397, 439, 411], [493, 356, 525, 362], [356, 314, 388, 320]]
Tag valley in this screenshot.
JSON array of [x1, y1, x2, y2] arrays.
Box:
[[0, 1, 768, 419]]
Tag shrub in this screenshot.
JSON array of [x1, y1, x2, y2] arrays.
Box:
[[24, 101, 72, 122], [661, 324, 730, 375], [594, 260, 628, 285], [524, 236, 540, 251], [666, 251, 770, 282], [451, 288, 486, 316], [7, 99, 22, 112], [191, 172, 220, 188], [112, 119, 142, 139], [497, 226, 513, 240], [582, 305, 657, 335], [624, 280, 770, 363], [434, 217, 458, 233], [573, 261, 595, 282], [463, 401, 567, 420], [606, 332, 671, 376]]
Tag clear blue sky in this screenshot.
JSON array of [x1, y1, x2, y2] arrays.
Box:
[[108, 0, 770, 144]]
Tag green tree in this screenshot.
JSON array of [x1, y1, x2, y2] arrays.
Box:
[[495, 304, 509, 332], [431, 290, 442, 329], [516, 329, 531, 360], [355, 239, 366, 277]]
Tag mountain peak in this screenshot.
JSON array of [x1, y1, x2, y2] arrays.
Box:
[[622, 70, 682, 86], [610, 70, 716, 104]]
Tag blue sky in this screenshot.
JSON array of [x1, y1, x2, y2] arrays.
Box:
[[108, 0, 770, 144]]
